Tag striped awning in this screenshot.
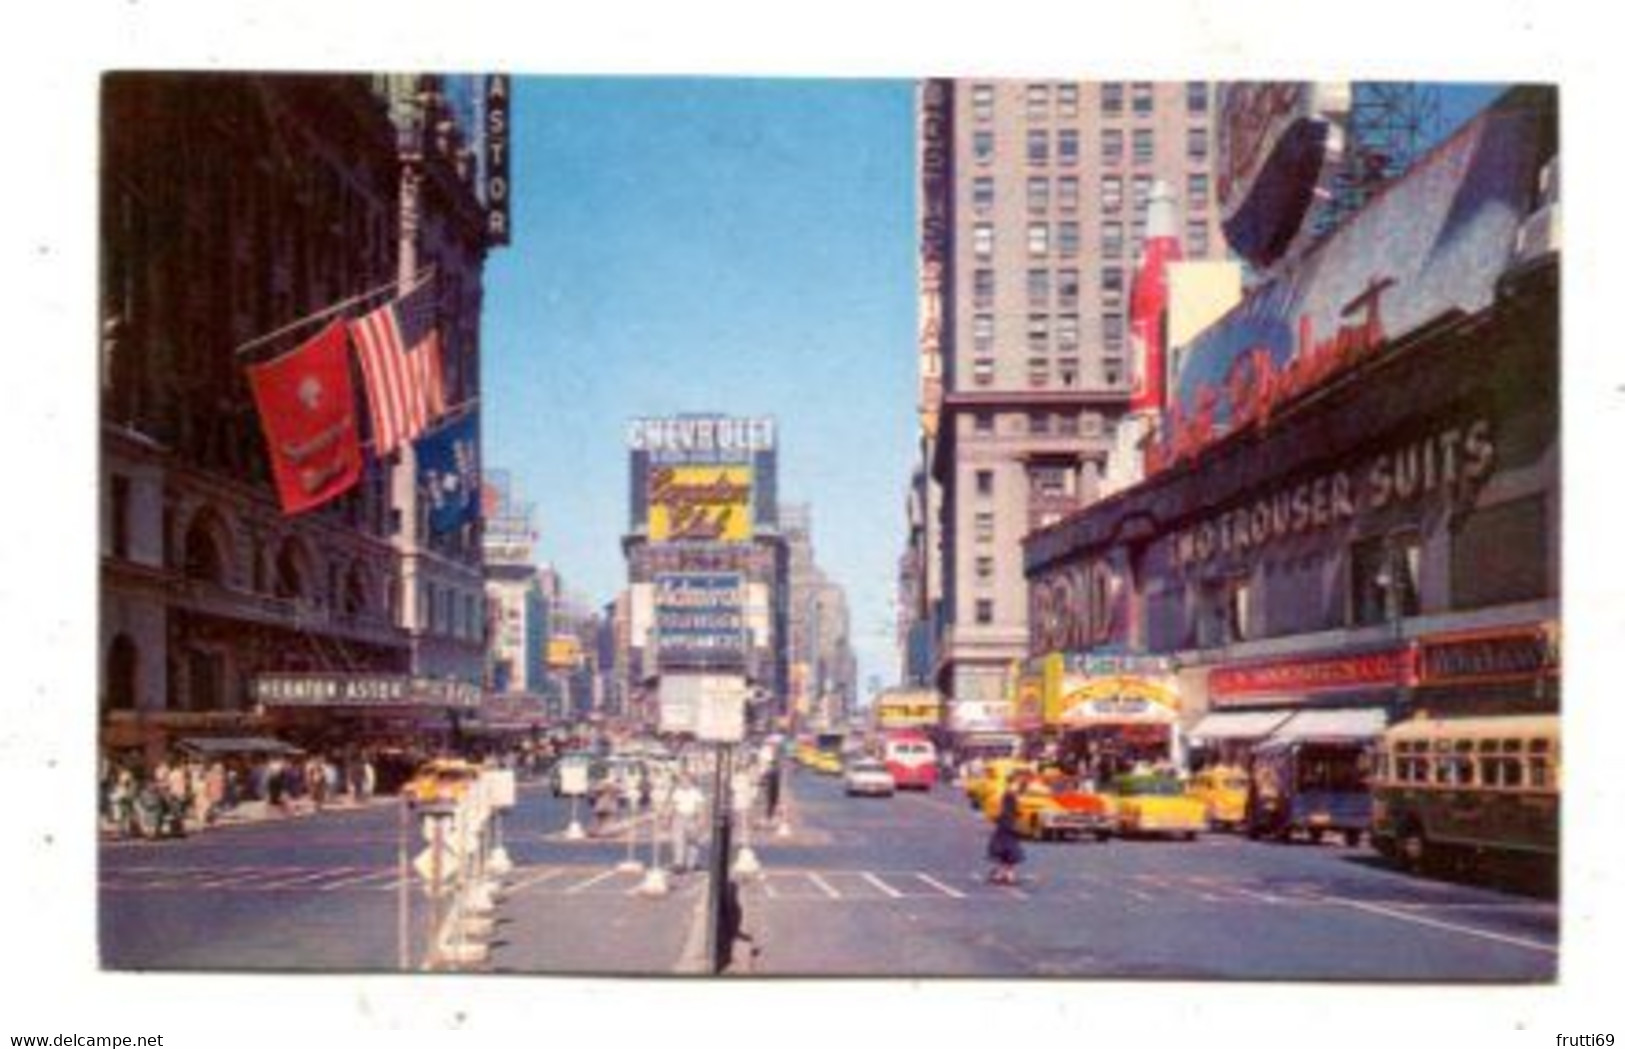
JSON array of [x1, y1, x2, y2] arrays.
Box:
[[1265, 707, 1388, 743], [1187, 710, 1293, 741]]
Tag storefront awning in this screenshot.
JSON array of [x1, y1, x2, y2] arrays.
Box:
[[1188, 710, 1293, 741], [176, 736, 304, 757], [1265, 707, 1388, 743]]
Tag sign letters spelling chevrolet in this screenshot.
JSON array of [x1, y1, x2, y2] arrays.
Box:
[[252, 674, 480, 710]]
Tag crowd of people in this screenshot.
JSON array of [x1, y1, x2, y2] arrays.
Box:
[[98, 749, 385, 840]]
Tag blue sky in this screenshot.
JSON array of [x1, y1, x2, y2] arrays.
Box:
[[482, 77, 918, 689], [479, 78, 1505, 696]]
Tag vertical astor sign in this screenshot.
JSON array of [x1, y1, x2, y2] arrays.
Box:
[[247, 320, 364, 515], [485, 75, 511, 246]]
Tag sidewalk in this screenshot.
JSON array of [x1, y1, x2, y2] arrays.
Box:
[[99, 793, 401, 842]]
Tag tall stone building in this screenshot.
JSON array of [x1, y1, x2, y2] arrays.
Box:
[[919, 80, 1225, 735]]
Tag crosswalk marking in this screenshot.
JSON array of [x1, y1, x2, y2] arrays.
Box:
[[564, 869, 622, 894], [806, 872, 841, 899], [861, 872, 902, 899], [914, 873, 964, 899]]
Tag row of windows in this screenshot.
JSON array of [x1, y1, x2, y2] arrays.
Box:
[[971, 82, 1209, 122], [1387, 738, 1556, 790], [973, 129, 1208, 168], [970, 309, 1126, 354]]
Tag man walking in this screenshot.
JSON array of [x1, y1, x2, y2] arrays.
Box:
[[670, 774, 705, 873]]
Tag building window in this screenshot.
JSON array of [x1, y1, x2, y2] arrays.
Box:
[[1131, 218, 1147, 259], [1026, 268, 1051, 305], [1027, 222, 1050, 258], [1188, 126, 1209, 162], [1027, 313, 1050, 351], [973, 176, 995, 214], [974, 412, 994, 435], [1027, 176, 1050, 214], [973, 358, 994, 387], [1057, 83, 1079, 118], [972, 83, 995, 122], [1027, 129, 1050, 166], [1101, 267, 1125, 307], [1028, 360, 1050, 388], [975, 598, 995, 625], [1058, 269, 1080, 309], [1102, 175, 1123, 213], [1031, 464, 1069, 497], [974, 130, 995, 165], [110, 474, 131, 560], [1103, 358, 1124, 387], [1057, 407, 1079, 431], [1101, 82, 1124, 116], [1102, 220, 1124, 260], [1187, 82, 1209, 114], [1025, 83, 1050, 120], [1029, 412, 1052, 435], [1133, 174, 1153, 211], [1188, 172, 1210, 211], [1057, 221, 1079, 259], [1187, 219, 1210, 255], [1349, 530, 1422, 628], [973, 313, 995, 353], [1132, 127, 1155, 166], [1057, 314, 1079, 352], [973, 269, 995, 309], [974, 222, 994, 260], [975, 469, 994, 497], [1199, 576, 1251, 645], [974, 511, 995, 542], [1131, 82, 1154, 116], [1102, 128, 1123, 166], [1102, 311, 1124, 353], [1057, 176, 1079, 213], [1058, 128, 1079, 166], [975, 556, 994, 583]]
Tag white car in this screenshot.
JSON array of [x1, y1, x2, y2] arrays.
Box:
[[844, 759, 897, 797]]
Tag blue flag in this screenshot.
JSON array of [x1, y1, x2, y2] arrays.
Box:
[[417, 412, 480, 534]]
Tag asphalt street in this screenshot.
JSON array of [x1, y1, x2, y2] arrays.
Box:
[[99, 767, 1558, 980]]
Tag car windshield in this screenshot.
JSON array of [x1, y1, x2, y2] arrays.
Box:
[[851, 761, 888, 774]]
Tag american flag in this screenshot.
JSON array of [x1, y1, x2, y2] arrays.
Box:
[[350, 279, 444, 455]]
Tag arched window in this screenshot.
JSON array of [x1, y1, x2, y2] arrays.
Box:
[[343, 563, 369, 617], [183, 508, 228, 584], [106, 635, 138, 712], [274, 539, 311, 601]]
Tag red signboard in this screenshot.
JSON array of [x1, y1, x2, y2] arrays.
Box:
[[1210, 649, 1412, 703]]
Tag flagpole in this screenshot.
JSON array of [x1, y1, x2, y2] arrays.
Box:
[[233, 266, 437, 361]]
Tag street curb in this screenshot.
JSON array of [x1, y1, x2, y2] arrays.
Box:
[[675, 871, 712, 975]]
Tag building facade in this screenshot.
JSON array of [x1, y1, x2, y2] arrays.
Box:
[[1023, 87, 1559, 759], [921, 80, 1226, 737], [100, 73, 504, 758]]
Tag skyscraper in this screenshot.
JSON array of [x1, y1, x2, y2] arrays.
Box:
[[921, 80, 1225, 731]]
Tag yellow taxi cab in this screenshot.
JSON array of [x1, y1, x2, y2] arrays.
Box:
[[1109, 771, 1205, 840], [1186, 764, 1251, 830], [807, 750, 844, 775], [966, 758, 1037, 814], [404, 757, 481, 808], [794, 741, 820, 768], [1001, 772, 1116, 842]]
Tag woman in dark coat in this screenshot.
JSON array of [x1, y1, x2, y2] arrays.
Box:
[[987, 776, 1027, 885]]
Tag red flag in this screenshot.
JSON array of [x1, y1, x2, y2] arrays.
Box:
[[247, 321, 364, 515]]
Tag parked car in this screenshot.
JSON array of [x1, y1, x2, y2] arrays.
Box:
[[844, 759, 897, 797], [1109, 771, 1205, 840], [1187, 764, 1251, 830]]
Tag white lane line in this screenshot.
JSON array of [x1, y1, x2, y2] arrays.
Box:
[[506, 867, 568, 894], [861, 872, 903, 899], [761, 878, 779, 899], [1327, 896, 1559, 955], [193, 867, 303, 890], [254, 869, 356, 890], [1124, 887, 1156, 903], [914, 873, 966, 899], [806, 872, 841, 899], [317, 868, 398, 891], [564, 869, 623, 894]]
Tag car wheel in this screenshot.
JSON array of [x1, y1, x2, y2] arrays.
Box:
[[1094, 830, 1111, 843], [1182, 831, 1197, 842], [1344, 830, 1362, 848], [1398, 822, 1428, 873], [1308, 828, 1325, 845]]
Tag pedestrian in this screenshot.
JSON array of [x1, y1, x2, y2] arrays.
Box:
[[670, 774, 705, 873], [987, 776, 1026, 885], [761, 761, 781, 824], [717, 871, 758, 974], [591, 777, 618, 836]]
